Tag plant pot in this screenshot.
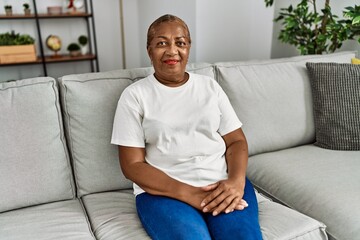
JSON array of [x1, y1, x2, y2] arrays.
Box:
[[69, 50, 81, 57], [0, 44, 36, 63], [80, 45, 88, 55], [24, 9, 31, 15], [5, 9, 12, 16]]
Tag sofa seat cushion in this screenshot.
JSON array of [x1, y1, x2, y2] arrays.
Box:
[[0, 77, 75, 213], [82, 190, 327, 240], [215, 51, 356, 156], [257, 193, 327, 240], [59, 63, 215, 197], [247, 145, 360, 240], [82, 190, 149, 240], [0, 199, 95, 240]]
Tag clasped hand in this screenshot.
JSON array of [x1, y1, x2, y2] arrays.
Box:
[[199, 179, 248, 216]]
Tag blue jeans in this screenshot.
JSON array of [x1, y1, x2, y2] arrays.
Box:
[[136, 178, 262, 240]]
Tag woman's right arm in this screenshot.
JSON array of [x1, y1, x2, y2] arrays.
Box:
[[119, 145, 207, 209]]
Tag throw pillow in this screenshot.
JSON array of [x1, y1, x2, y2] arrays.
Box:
[[306, 62, 360, 150]]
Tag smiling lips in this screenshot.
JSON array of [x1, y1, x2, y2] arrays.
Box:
[[164, 59, 179, 65]]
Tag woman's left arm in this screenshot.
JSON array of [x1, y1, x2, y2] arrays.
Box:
[[200, 128, 249, 216]]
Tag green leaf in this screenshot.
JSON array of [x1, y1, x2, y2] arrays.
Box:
[[264, 0, 274, 7], [266, 1, 360, 55], [353, 16, 360, 25]]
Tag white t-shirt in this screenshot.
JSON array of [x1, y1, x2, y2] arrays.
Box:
[[111, 73, 242, 195]]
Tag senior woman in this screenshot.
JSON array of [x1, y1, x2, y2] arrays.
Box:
[[111, 14, 262, 240]]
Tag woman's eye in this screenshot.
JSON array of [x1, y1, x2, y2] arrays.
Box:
[[157, 41, 167, 46], [176, 41, 186, 46]]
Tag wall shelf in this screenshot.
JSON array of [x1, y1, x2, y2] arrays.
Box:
[[0, 54, 97, 66], [0, 13, 92, 19], [0, 0, 99, 76]]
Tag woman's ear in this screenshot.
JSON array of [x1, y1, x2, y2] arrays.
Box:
[[147, 47, 153, 61]]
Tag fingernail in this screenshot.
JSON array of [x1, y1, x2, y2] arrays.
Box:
[[203, 207, 208, 212], [213, 211, 218, 216], [225, 209, 230, 214], [201, 202, 205, 207]]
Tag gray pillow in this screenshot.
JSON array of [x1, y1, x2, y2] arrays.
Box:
[[306, 62, 360, 150]]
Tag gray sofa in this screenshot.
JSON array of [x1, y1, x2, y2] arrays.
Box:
[[1, 51, 358, 240]]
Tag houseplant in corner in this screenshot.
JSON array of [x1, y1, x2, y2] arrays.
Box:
[[264, 0, 360, 55]]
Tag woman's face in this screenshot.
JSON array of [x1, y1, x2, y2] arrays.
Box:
[[147, 21, 191, 87]]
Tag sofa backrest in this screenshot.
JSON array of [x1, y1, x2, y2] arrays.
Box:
[[58, 63, 214, 197], [215, 51, 356, 156], [0, 77, 75, 213]]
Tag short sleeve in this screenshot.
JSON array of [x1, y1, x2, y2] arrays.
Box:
[[111, 90, 145, 148], [217, 85, 242, 136]]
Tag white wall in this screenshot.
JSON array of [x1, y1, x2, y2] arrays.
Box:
[[122, 0, 196, 68], [195, 0, 274, 63], [92, 0, 122, 71], [122, 0, 275, 68]]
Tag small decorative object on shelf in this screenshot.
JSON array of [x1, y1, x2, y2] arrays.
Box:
[[66, 0, 84, 14], [73, 0, 84, 11], [78, 35, 88, 55], [0, 31, 36, 64], [47, 6, 62, 15], [67, 42, 81, 57], [4, 5, 12, 16], [23, 3, 31, 15], [46, 35, 62, 58], [67, 0, 75, 13]]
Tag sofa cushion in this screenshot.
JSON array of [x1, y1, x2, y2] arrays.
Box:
[[82, 190, 149, 240], [0, 199, 95, 240], [215, 51, 356, 156], [82, 190, 327, 240], [306, 62, 360, 150], [257, 194, 327, 240], [59, 63, 215, 197], [0, 77, 75, 213], [247, 144, 360, 240]]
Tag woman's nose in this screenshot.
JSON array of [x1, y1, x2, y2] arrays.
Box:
[[166, 43, 178, 55]]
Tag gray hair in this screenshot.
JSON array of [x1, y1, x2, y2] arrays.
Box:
[[146, 14, 192, 48]]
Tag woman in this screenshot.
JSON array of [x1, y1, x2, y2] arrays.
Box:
[[111, 14, 262, 240]]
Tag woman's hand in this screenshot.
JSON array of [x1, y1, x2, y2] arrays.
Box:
[[200, 178, 248, 216], [198, 128, 249, 216]]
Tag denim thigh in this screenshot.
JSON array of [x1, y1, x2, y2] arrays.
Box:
[[136, 193, 212, 240], [203, 178, 262, 240], [136, 178, 262, 240]]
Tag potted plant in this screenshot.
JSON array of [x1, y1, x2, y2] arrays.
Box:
[[0, 31, 36, 64], [264, 0, 360, 55], [0, 31, 35, 46], [4, 5, 12, 16], [67, 42, 81, 57], [23, 3, 31, 15], [78, 35, 88, 55]]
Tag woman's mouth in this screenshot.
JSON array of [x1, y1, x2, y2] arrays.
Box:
[[164, 59, 179, 65]]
